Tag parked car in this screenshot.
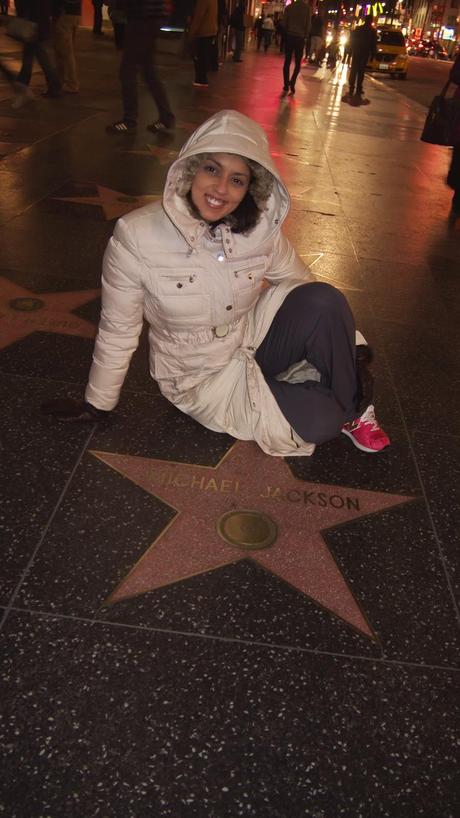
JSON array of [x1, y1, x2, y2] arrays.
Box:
[[367, 27, 408, 79], [408, 39, 449, 59]]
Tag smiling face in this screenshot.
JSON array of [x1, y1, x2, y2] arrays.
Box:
[[190, 153, 251, 222]]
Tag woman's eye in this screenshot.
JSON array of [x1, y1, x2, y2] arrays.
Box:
[[232, 178, 244, 186], [204, 164, 217, 173]]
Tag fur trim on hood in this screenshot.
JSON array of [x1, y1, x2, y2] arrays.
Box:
[[162, 110, 290, 245]]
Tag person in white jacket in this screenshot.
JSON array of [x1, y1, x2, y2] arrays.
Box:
[[43, 110, 389, 455]]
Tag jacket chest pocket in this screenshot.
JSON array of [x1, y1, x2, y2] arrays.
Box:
[[232, 261, 266, 312], [153, 273, 211, 330]]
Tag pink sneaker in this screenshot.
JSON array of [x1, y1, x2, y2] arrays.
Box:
[[341, 405, 390, 453]]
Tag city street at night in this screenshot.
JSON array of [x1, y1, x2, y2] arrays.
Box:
[[1, 10, 459, 818], [369, 52, 454, 107]]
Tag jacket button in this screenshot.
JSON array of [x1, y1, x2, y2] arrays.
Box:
[[177, 283, 183, 288], [226, 305, 232, 311]]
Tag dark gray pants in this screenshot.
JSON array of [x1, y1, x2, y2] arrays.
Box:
[[120, 18, 174, 126], [349, 54, 368, 94], [17, 41, 60, 93], [255, 283, 358, 445], [283, 34, 304, 90]]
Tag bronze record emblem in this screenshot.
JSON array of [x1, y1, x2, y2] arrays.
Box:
[[217, 509, 278, 551], [9, 297, 45, 311]]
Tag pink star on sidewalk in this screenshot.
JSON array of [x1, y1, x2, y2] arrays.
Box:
[[93, 442, 414, 638], [0, 277, 99, 350], [53, 184, 161, 220]]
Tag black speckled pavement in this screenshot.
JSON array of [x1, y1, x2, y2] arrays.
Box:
[[1, 15, 459, 818]]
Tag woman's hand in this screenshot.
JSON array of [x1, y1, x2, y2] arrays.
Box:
[[40, 398, 111, 423]]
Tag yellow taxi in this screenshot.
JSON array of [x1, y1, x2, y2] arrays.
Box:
[[367, 27, 409, 80]]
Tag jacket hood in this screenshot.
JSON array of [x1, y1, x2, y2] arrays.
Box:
[[163, 110, 290, 251]]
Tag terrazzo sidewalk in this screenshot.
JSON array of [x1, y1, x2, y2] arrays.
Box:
[[1, 23, 459, 818]]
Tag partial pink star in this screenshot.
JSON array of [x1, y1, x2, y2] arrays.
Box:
[[53, 184, 161, 220], [0, 277, 99, 350]]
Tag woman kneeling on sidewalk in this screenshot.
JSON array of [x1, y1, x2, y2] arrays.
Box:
[[43, 110, 390, 456]]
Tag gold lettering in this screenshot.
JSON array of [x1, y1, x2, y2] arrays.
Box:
[[150, 468, 172, 487], [220, 480, 233, 493], [172, 474, 189, 488], [204, 478, 218, 492], [190, 475, 205, 489], [286, 490, 301, 502], [259, 485, 283, 499]]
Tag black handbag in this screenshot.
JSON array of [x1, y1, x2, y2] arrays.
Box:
[[421, 81, 460, 147]]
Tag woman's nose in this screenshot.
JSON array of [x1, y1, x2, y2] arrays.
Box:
[[214, 174, 229, 195]]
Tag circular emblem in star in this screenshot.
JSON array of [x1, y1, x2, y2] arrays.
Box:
[[9, 297, 45, 312], [217, 509, 278, 551]]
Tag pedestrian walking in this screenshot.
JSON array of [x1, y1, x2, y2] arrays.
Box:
[[308, 12, 325, 63], [447, 52, 460, 222], [16, 0, 61, 98], [106, 0, 175, 134], [107, 0, 127, 50], [92, 0, 104, 35], [0, 55, 34, 107], [43, 109, 390, 457], [1, 1, 9, 15], [229, 1, 245, 62], [209, 0, 227, 71], [261, 14, 274, 52], [188, 0, 217, 85], [343, 16, 377, 102], [281, 0, 311, 95], [53, 0, 81, 94], [326, 26, 340, 70], [254, 14, 263, 52]]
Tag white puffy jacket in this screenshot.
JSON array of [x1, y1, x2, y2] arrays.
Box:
[[85, 110, 316, 456]]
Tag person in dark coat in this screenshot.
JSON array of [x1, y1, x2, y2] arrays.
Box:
[[92, 0, 104, 35], [447, 53, 460, 220], [108, 0, 127, 50], [106, 0, 175, 134], [16, 0, 61, 97], [281, 0, 311, 95], [344, 16, 377, 100], [53, 0, 81, 94], [308, 12, 324, 63], [230, 1, 245, 63]]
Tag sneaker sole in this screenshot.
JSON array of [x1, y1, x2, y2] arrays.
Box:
[[341, 428, 388, 454]]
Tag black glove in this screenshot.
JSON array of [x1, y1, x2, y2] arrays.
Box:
[[41, 398, 111, 423]]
